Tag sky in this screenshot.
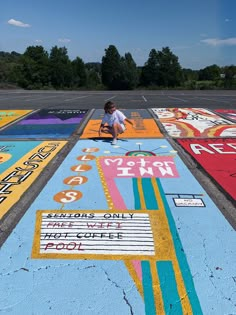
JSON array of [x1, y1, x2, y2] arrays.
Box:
[[1, 0, 236, 70]]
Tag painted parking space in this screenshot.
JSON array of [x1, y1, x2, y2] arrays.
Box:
[[0, 109, 88, 138], [0, 139, 235, 314], [80, 109, 163, 138], [177, 138, 236, 200], [213, 109, 236, 122], [0, 109, 33, 128], [151, 108, 236, 137], [0, 140, 67, 219]]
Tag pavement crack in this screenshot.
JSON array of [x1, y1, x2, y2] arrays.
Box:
[[102, 268, 134, 315]]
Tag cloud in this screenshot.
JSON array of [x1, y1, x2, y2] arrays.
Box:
[[172, 45, 194, 50], [225, 18, 231, 22], [201, 37, 236, 46], [35, 39, 43, 43], [58, 38, 71, 43], [8, 18, 31, 27]]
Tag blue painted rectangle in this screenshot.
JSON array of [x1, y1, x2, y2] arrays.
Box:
[[0, 109, 88, 138], [142, 261, 156, 315], [157, 261, 183, 315]]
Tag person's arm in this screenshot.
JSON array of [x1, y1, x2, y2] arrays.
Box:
[[98, 122, 105, 136], [98, 114, 107, 136], [117, 110, 134, 127], [124, 117, 134, 126]]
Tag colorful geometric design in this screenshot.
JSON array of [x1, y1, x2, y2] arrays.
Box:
[[213, 109, 236, 122], [30, 140, 202, 313], [0, 109, 88, 138], [151, 108, 236, 137], [0, 140, 67, 218], [1, 138, 235, 314]]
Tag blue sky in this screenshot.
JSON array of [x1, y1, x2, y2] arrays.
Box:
[[1, 0, 236, 70]]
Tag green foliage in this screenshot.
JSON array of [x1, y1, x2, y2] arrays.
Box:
[[118, 53, 138, 89], [49, 46, 72, 88], [140, 47, 182, 87], [223, 65, 236, 88], [140, 49, 159, 86], [71, 57, 87, 87], [199, 64, 221, 81], [182, 69, 199, 81], [0, 51, 21, 85], [0, 45, 236, 90], [101, 45, 122, 89], [17, 46, 49, 88]]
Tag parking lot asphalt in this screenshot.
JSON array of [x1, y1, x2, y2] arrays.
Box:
[[0, 89, 236, 109]]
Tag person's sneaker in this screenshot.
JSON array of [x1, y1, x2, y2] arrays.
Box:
[[111, 138, 117, 145]]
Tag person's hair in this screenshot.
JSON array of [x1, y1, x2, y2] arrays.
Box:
[[104, 101, 116, 113]]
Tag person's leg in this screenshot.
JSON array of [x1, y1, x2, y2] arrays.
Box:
[[111, 123, 124, 144], [101, 126, 112, 134]]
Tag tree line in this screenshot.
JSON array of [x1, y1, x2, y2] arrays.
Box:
[[0, 44, 236, 90]]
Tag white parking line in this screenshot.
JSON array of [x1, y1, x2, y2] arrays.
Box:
[[142, 96, 147, 102], [104, 96, 116, 101], [168, 96, 188, 102], [64, 95, 90, 102], [25, 95, 62, 101], [196, 97, 230, 104]]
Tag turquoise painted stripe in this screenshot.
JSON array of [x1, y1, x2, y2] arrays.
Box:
[[132, 178, 141, 210], [142, 178, 158, 210], [141, 261, 156, 315], [156, 178, 203, 314], [157, 261, 183, 315]]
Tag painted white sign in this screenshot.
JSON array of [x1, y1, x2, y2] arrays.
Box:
[[39, 212, 155, 256], [174, 198, 205, 207]]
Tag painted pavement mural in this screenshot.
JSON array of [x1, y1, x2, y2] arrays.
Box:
[[213, 109, 236, 122], [151, 108, 236, 137], [0, 141, 67, 219], [177, 138, 236, 200], [0, 109, 88, 138], [80, 109, 163, 138], [0, 109, 33, 128], [0, 139, 235, 314]]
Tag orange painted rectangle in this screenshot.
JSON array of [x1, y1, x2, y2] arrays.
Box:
[[80, 119, 163, 138]]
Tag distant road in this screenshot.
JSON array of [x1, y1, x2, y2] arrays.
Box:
[[0, 89, 236, 109]]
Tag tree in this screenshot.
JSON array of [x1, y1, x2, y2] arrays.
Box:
[[17, 46, 49, 88], [156, 47, 183, 87], [49, 46, 72, 88], [182, 68, 199, 81], [86, 69, 101, 88], [71, 57, 87, 87], [119, 53, 138, 89], [85, 62, 102, 88], [199, 64, 221, 81], [223, 65, 236, 88], [140, 49, 159, 86], [101, 45, 122, 89], [140, 47, 182, 87]]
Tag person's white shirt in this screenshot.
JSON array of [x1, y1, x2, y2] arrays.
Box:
[[101, 110, 126, 127]]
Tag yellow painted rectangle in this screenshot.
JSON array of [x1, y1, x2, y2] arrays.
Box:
[[0, 110, 33, 128], [0, 141, 67, 219]]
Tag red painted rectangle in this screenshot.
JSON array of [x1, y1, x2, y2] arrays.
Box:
[[177, 138, 236, 200]]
